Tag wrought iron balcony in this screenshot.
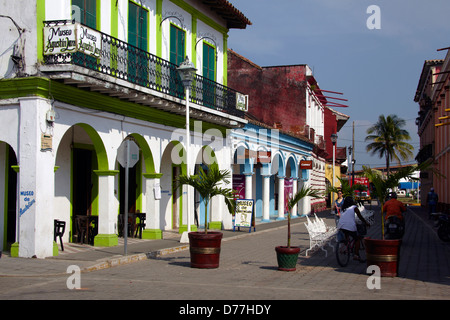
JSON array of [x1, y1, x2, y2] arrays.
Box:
[[42, 20, 245, 118]]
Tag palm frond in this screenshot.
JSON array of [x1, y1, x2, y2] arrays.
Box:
[[176, 164, 236, 233]]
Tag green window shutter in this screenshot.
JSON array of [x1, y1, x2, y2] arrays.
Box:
[[139, 10, 148, 51], [203, 43, 215, 81], [170, 24, 185, 65], [170, 25, 177, 63], [128, 1, 148, 50], [73, 0, 96, 29], [128, 2, 138, 47], [85, 0, 96, 29]]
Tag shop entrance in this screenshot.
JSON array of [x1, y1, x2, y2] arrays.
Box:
[[5, 145, 17, 251]]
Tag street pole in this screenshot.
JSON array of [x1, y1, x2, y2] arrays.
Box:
[[177, 57, 196, 244], [124, 139, 129, 255], [185, 84, 191, 235], [352, 121, 355, 185]]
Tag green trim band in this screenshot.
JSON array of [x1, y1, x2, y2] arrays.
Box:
[[143, 173, 163, 179], [94, 170, 120, 176], [0, 77, 228, 134], [208, 221, 222, 230], [142, 229, 162, 240], [94, 234, 119, 247]]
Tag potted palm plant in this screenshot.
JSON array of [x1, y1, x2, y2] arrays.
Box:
[[275, 186, 321, 271], [362, 161, 433, 276], [176, 164, 235, 268]]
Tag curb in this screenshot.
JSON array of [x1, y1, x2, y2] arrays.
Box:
[[81, 224, 293, 273], [1, 219, 302, 277]]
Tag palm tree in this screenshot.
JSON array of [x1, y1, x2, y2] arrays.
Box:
[[326, 176, 367, 199], [176, 164, 236, 234], [365, 114, 414, 175]]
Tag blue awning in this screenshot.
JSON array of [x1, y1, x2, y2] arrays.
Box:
[[399, 181, 420, 189]]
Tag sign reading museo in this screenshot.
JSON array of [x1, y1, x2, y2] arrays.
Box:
[[44, 23, 101, 57]]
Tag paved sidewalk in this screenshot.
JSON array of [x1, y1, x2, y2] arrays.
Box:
[[0, 204, 449, 300], [1, 204, 449, 293], [0, 213, 299, 277]]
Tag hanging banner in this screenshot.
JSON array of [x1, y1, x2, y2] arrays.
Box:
[[232, 174, 246, 199], [284, 178, 293, 214]]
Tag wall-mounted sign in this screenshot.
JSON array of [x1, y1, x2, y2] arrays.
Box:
[[41, 134, 53, 151], [257, 151, 271, 163], [300, 160, 313, 170], [236, 149, 271, 163], [44, 24, 77, 55], [236, 93, 248, 112], [43, 23, 101, 57], [236, 149, 257, 160], [77, 24, 101, 57]]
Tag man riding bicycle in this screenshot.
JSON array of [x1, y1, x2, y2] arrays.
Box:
[[337, 196, 370, 262]]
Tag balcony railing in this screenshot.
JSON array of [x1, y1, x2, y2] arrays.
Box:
[[43, 20, 244, 118]]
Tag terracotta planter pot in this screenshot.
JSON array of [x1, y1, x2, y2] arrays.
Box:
[[188, 232, 223, 269], [364, 237, 402, 277], [275, 246, 301, 271]]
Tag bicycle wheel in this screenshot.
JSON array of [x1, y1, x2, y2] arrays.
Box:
[[335, 240, 350, 267]]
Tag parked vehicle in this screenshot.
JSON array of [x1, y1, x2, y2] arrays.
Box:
[[437, 214, 450, 242], [384, 215, 405, 240], [350, 177, 372, 204]]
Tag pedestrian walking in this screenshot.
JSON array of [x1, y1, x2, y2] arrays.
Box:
[[427, 187, 439, 219]]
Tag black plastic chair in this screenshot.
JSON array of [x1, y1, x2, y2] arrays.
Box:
[[54, 219, 66, 251]]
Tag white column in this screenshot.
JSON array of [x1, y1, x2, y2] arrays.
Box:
[[18, 97, 54, 258], [142, 174, 162, 239], [244, 172, 253, 200], [277, 175, 285, 220], [262, 174, 271, 222], [299, 180, 310, 217], [291, 178, 298, 217], [94, 171, 118, 246]]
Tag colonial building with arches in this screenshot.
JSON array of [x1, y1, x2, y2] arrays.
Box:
[[0, 0, 251, 258]]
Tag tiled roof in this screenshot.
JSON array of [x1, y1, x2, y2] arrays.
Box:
[[201, 0, 252, 29]]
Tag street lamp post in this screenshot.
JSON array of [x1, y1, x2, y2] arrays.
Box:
[[177, 56, 197, 243], [331, 133, 338, 206]]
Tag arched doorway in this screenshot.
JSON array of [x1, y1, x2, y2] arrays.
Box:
[[55, 123, 109, 244], [0, 143, 18, 252], [160, 141, 187, 232]]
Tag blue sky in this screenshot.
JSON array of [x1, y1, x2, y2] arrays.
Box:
[[227, 0, 450, 170]]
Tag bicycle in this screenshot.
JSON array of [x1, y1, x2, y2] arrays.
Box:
[[335, 230, 365, 267]]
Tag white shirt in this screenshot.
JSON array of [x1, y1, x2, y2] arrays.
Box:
[[337, 205, 357, 232]]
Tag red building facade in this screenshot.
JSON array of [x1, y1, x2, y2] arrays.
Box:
[[228, 49, 349, 210]]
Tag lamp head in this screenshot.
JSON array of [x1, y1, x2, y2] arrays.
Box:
[[177, 56, 197, 87]]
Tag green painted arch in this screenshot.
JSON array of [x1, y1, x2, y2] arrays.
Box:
[[166, 140, 187, 175], [76, 123, 109, 171], [129, 133, 156, 174], [198, 145, 219, 171]]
